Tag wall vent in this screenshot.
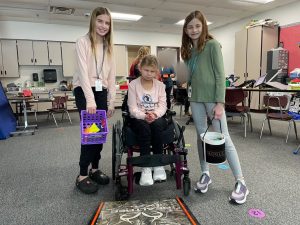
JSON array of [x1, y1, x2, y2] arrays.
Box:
[[49, 6, 75, 15]]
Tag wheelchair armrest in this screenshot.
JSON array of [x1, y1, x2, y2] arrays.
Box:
[[166, 109, 176, 117], [122, 111, 129, 117]]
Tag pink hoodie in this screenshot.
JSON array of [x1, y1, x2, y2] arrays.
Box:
[[73, 35, 116, 109], [128, 77, 167, 119]]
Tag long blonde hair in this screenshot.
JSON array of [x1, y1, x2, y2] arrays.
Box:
[[181, 10, 213, 61], [135, 46, 150, 62], [88, 7, 113, 56]]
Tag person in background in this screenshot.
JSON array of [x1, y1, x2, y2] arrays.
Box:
[[73, 7, 116, 194], [160, 64, 175, 110], [180, 82, 191, 116], [129, 46, 150, 80], [181, 10, 249, 204], [127, 55, 167, 186]]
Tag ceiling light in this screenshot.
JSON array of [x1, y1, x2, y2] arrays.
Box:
[[234, 0, 274, 4], [175, 19, 212, 26], [111, 12, 142, 21]]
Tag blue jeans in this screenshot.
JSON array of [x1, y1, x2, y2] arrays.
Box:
[[191, 102, 244, 180]]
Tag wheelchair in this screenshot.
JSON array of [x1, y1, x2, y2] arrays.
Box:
[[112, 102, 191, 201]]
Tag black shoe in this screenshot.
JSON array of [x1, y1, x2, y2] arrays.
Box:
[[89, 170, 110, 185], [75, 176, 98, 194]]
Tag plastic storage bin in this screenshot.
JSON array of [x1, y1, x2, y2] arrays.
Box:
[[80, 110, 108, 145]]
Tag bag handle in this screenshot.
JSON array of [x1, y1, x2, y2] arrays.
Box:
[[202, 118, 222, 140]]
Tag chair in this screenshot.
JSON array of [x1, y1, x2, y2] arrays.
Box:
[[225, 88, 253, 138], [260, 95, 298, 143], [47, 96, 72, 127], [172, 88, 187, 118]]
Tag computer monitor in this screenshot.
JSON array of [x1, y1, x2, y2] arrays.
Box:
[[253, 74, 267, 87]]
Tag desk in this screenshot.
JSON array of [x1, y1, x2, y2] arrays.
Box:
[[8, 96, 37, 135], [235, 88, 300, 110], [241, 88, 300, 93]]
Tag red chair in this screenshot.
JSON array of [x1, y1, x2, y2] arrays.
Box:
[[225, 88, 253, 138], [47, 96, 72, 127], [260, 95, 298, 143]]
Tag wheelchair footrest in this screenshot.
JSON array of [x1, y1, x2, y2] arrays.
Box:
[[127, 154, 180, 167]]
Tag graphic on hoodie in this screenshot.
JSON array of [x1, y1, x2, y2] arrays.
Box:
[[140, 94, 158, 112]]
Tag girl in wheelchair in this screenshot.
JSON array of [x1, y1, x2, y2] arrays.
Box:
[[127, 55, 168, 186]]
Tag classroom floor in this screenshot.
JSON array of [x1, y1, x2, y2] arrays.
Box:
[[1, 108, 300, 225]]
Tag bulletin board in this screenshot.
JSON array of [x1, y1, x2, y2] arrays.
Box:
[[279, 23, 300, 73]]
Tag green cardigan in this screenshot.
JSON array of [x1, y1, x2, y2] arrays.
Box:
[[187, 39, 225, 104]]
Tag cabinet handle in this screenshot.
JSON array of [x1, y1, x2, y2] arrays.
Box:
[[31, 58, 33, 63], [4, 70, 7, 75], [50, 59, 52, 63], [35, 59, 37, 63], [0, 70, 2, 75]]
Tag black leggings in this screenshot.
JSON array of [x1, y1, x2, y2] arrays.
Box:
[[74, 86, 108, 176], [129, 117, 168, 156]]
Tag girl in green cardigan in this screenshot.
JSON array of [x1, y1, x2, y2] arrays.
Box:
[[181, 10, 249, 204]]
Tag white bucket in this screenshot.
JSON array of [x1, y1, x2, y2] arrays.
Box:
[[200, 131, 226, 164]]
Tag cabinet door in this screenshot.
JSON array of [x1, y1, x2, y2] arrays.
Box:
[[247, 26, 262, 80], [234, 29, 247, 84], [1, 40, 19, 77], [261, 27, 278, 75], [61, 42, 76, 77], [17, 40, 34, 65], [113, 45, 128, 76], [48, 42, 62, 66], [33, 41, 48, 65]]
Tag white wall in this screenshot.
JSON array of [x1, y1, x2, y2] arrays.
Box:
[[0, 21, 181, 87], [0, 21, 181, 52], [211, 0, 300, 75]]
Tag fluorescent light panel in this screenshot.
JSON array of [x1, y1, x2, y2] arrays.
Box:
[[175, 19, 212, 26], [235, 0, 274, 3], [111, 12, 142, 21]]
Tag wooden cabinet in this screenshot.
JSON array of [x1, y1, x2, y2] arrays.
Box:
[[113, 45, 128, 77], [18, 40, 62, 66], [61, 42, 76, 77], [17, 40, 49, 65], [234, 26, 278, 109], [0, 40, 19, 77], [48, 42, 62, 65]]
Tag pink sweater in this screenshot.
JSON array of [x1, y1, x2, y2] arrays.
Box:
[[128, 77, 167, 119], [73, 35, 116, 109]]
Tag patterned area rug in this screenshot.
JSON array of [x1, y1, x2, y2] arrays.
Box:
[[89, 196, 200, 225]]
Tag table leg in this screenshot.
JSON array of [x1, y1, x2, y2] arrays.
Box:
[[23, 99, 28, 128], [11, 99, 37, 136]]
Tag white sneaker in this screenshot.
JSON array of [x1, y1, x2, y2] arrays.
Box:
[[139, 167, 154, 186], [153, 166, 167, 181]]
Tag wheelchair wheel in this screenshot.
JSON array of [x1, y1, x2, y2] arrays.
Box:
[[112, 120, 123, 181], [183, 177, 191, 196], [112, 124, 117, 180], [115, 183, 129, 201]]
